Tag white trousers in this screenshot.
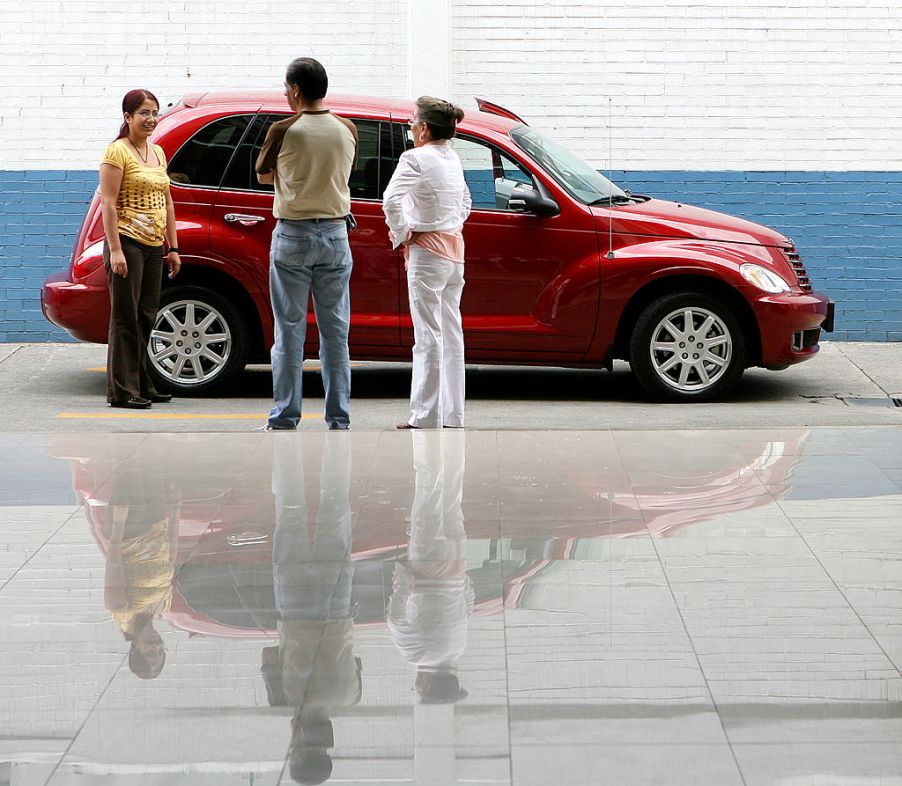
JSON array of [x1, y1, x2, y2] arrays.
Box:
[[406, 247, 465, 428]]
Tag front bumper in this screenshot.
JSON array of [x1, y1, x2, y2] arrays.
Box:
[[41, 273, 110, 344], [752, 290, 834, 369]]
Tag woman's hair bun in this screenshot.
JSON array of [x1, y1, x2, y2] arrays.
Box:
[[415, 96, 465, 139]]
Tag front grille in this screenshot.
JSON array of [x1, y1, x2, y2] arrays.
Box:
[[783, 249, 812, 291]]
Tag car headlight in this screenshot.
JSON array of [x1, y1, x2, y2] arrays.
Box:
[[739, 263, 790, 294]]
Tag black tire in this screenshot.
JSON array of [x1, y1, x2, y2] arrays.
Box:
[[629, 291, 747, 402], [147, 285, 249, 396]]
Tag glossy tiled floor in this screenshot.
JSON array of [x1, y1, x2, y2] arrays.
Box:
[[1, 428, 900, 785]]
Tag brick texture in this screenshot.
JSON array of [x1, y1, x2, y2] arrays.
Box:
[[1, 0, 900, 342], [450, 0, 902, 171]]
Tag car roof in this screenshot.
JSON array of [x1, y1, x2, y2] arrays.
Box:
[[177, 89, 521, 134]]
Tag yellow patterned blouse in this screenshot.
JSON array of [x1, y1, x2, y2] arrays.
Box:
[[108, 520, 174, 633], [100, 139, 170, 246]]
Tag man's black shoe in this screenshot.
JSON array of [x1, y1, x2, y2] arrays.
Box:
[[110, 397, 152, 409], [146, 393, 172, 403]]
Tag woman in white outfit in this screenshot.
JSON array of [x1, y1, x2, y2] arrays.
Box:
[[383, 97, 472, 429]]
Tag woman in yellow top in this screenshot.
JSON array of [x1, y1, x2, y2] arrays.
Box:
[[99, 89, 181, 408]]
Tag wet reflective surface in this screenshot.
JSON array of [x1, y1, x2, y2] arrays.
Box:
[[1, 428, 901, 785]]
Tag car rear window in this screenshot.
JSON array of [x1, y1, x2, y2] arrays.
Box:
[[168, 115, 253, 188]]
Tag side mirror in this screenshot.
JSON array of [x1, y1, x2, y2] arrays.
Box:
[[508, 183, 560, 218]]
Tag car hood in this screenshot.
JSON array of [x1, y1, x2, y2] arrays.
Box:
[[592, 198, 790, 248]]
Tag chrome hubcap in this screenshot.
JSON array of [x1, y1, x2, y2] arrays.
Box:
[[649, 306, 732, 391], [149, 300, 232, 386]]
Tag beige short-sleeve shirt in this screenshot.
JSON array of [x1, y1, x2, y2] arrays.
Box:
[[255, 110, 358, 220]]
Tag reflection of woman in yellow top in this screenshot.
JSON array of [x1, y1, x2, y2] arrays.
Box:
[[103, 479, 179, 680], [99, 89, 181, 409]]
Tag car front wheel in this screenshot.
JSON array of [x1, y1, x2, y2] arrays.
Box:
[[629, 291, 747, 401], [147, 286, 249, 395]]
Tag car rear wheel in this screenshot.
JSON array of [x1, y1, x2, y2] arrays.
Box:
[[148, 286, 249, 395], [629, 291, 747, 401]]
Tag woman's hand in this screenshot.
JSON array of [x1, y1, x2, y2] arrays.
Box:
[[402, 231, 422, 247], [110, 249, 128, 278], [166, 251, 181, 279]]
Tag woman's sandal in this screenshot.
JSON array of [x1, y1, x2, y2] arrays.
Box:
[[396, 422, 419, 429]]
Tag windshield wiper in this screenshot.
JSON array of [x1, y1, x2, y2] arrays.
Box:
[[589, 194, 635, 206]]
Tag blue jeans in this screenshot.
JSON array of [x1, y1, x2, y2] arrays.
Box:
[[268, 219, 353, 429]]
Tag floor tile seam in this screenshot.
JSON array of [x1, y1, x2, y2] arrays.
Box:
[[606, 432, 643, 529], [647, 533, 750, 786], [507, 741, 763, 748], [0, 345, 23, 366], [41, 650, 129, 786], [834, 343, 890, 397], [500, 566, 516, 786], [275, 725, 292, 785], [784, 517, 902, 681], [0, 507, 89, 594]]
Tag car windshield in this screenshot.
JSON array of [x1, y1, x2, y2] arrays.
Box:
[[510, 125, 627, 205]]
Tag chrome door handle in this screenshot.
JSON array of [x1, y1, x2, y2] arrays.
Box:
[[224, 213, 266, 226], [226, 532, 269, 547]]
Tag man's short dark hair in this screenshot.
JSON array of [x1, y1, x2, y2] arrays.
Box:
[[286, 57, 328, 101]]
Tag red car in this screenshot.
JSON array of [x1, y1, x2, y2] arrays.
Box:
[[42, 91, 834, 401]]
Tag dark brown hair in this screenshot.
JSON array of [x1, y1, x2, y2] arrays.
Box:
[[415, 96, 464, 140], [286, 57, 328, 101], [116, 89, 160, 140]]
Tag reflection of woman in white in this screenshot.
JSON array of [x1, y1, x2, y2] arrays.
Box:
[[383, 97, 472, 429], [387, 430, 472, 703]]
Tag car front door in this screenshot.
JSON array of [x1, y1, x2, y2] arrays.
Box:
[[391, 124, 600, 357]]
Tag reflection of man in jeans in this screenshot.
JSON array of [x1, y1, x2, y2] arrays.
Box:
[[269, 436, 360, 784], [388, 430, 473, 703], [256, 57, 358, 430]]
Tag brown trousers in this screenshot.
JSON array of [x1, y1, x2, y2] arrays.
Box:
[[105, 235, 164, 403]]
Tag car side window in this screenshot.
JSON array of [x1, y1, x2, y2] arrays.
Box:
[[223, 116, 388, 198], [221, 113, 281, 192], [348, 120, 392, 200], [452, 136, 537, 210], [392, 125, 535, 210], [168, 115, 252, 188]]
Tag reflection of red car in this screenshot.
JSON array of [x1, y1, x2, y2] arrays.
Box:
[[49, 432, 805, 640], [42, 91, 833, 401]]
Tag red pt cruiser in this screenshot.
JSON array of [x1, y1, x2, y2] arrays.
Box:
[[42, 91, 834, 401]]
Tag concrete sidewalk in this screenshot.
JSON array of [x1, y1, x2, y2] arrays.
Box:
[[0, 341, 899, 431]]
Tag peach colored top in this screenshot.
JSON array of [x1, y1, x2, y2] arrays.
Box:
[[407, 230, 465, 264]]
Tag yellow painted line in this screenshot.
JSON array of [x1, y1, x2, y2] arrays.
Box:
[[56, 412, 322, 421], [87, 362, 368, 373]]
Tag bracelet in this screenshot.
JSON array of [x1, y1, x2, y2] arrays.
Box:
[[168, 247, 180, 254]]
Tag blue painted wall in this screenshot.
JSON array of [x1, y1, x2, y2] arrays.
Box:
[[0, 170, 96, 342], [617, 171, 902, 342], [2, 169, 900, 342]]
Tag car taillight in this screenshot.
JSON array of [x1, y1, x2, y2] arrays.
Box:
[[71, 241, 105, 282]]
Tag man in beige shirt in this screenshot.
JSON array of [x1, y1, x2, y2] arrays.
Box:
[[256, 57, 358, 431]]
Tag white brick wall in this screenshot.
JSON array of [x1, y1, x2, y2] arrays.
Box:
[[2, 0, 901, 171], [450, 0, 902, 170], [0, 0, 409, 169]]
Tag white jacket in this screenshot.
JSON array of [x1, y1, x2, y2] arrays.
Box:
[[382, 141, 472, 250]]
